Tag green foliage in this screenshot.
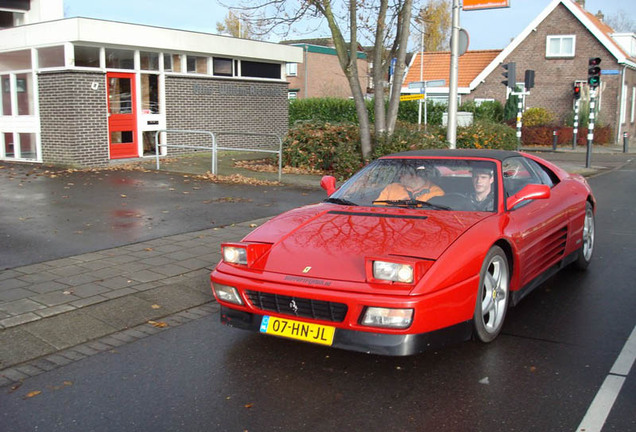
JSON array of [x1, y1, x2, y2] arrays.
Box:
[[396, 100, 446, 126], [522, 107, 556, 127], [459, 100, 504, 123], [372, 122, 447, 158], [283, 122, 364, 180], [455, 121, 518, 150], [504, 93, 519, 121], [289, 98, 367, 125]]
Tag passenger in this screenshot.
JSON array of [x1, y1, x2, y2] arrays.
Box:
[[375, 165, 444, 203], [469, 165, 495, 211]]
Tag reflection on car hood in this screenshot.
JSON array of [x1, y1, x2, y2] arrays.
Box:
[[243, 203, 487, 282]]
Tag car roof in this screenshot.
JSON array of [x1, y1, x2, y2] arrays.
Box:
[[381, 149, 522, 162]]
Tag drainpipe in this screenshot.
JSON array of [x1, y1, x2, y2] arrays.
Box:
[[616, 65, 627, 144]]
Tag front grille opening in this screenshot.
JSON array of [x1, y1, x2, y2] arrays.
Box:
[[245, 290, 348, 322]]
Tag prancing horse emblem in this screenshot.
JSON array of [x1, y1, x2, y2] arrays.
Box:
[[303, 266, 311, 273], [289, 299, 299, 314]]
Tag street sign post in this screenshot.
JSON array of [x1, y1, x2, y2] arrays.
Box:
[[407, 80, 446, 130]]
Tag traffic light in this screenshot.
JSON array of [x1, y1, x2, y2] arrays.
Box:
[[524, 70, 535, 90], [588, 57, 601, 88], [502, 62, 516, 90], [573, 83, 581, 100]]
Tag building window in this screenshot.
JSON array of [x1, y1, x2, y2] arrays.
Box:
[[141, 74, 159, 114], [241, 61, 280, 79], [187, 56, 207, 74], [140, 52, 159, 71], [106, 48, 134, 69], [16, 73, 32, 115], [546, 35, 575, 57], [74, 46, 100, 68], [286, 63, 297, 76], [213, 57, 233, 76], [1, 74, 11, 115], [37, 46, 65, 68]]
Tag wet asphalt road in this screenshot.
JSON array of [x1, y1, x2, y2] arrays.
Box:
[[0, 164, 325, 270], [0, 160, 634, 431]]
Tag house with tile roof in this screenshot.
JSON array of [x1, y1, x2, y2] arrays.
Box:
[[402, 50, 502, 103], [466, 0, 636, 143], [401, 0, 636, 144]]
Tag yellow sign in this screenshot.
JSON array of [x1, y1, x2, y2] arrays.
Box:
[[400, 94, 425, 101]]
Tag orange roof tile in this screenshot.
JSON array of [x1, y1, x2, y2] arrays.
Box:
[[403, 49, 502, 88]]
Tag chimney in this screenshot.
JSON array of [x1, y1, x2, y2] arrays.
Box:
[[595, 10, 604, 22], [575, 0, 585, 8]]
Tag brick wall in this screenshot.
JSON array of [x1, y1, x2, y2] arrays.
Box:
[[288, 51, 368, 98], [468, 3, 631, 142], [164, 76, 289, 153], [39, 71, 109, 167]]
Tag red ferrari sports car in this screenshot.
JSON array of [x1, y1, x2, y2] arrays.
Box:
[[210, 149, 595, 355]]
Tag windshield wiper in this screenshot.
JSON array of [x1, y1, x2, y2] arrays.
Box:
[[373, 199, 451, 210], [324, 197, 358, 206]]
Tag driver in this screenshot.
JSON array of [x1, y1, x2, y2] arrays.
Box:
[[376, 165, 444, 203], [469, 164, 495, 211]]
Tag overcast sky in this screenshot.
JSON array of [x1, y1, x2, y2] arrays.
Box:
[[63, 0, 634, 51]]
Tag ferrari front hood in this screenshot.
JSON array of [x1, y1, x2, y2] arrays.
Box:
[[244, 204, 487, 282]]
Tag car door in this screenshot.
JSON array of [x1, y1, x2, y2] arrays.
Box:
[[503, 156, 572, 288]]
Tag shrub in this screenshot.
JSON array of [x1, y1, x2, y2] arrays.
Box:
[[523, 107, 556, 127], [397, 100, 446, 126], [372, 122, 447, 158], [455, 121, 518, 150], [283, 122, 364, 180], [289, 98, 363, 125], [459, 100, 504, 123]]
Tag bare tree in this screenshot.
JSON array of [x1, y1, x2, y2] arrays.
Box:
[[224, 0, 416, 161], [603, 10, 636, 33]]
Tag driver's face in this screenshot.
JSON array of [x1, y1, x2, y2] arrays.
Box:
[[473, 172, 493, 194]]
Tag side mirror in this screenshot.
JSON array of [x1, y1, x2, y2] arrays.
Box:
[[320, 175, 337, 196], [506, 184, 551, 209]]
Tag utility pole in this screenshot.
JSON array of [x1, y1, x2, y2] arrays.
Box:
[[446, 0, 460, 149]]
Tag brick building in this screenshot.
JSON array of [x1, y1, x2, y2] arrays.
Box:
[[0, 2, 302, 167], [466, 0, 636, 143], [282, 39, 368, 99]]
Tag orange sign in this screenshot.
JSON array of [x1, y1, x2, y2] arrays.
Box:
[[463, 0, 510, 11]]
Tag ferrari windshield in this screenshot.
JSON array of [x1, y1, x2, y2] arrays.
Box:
[[328, 158, 499, 212]]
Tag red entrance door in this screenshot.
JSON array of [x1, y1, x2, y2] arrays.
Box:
[[107, 72, 137, 159]]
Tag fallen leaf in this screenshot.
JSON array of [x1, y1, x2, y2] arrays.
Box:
[[120, 194, 127, 198], [24, 390, 42, 399], [151, 304, 162, 309], [244, 403, 253, 409], [148, 320, 168, 328], [144, 248, 154, 251]]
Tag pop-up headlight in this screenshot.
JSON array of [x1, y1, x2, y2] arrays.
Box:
[[373, 261, 414, 283], [221, 242, 271, 267]]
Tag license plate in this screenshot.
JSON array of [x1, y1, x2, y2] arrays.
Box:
[[260, 316, 335, 346]]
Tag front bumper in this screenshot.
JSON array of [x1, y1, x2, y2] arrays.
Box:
[[220, 306, 473, 356]]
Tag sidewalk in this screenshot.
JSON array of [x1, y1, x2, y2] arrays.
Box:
[[0, 219, 268, 386], [1, 145, 633, 387]]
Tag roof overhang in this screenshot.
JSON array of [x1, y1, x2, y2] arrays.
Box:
[[0, 17, 304, 63]]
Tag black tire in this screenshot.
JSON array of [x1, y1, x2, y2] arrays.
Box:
[[473, 246, 510, 343], [574, 202, 594, 270]]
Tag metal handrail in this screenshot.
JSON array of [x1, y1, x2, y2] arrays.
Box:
[[154, 129, 283, 181], [154, 129, 216, 172], [214, 131, 283, 181]]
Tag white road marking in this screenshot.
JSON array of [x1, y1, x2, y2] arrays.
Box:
[[576, 324, 636, 432]]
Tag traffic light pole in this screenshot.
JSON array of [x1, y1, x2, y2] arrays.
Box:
[[586, 90, 596, 169], [516, 94, 524, 149], [573, 98, 580, 150]]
